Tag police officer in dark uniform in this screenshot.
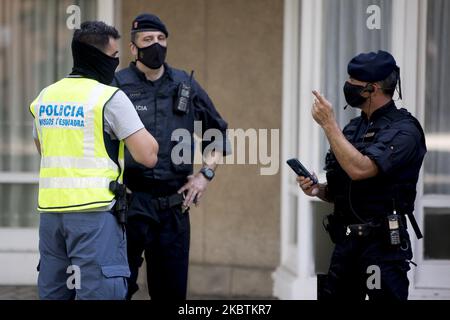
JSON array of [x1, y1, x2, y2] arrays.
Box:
[[298, 51, 426, 300], [112, 14, 229, 300]]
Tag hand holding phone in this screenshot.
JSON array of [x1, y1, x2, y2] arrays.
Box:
[[286, 158, 318, 185]]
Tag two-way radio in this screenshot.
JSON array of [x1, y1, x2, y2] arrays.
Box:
[[174, 71, 194, 114]]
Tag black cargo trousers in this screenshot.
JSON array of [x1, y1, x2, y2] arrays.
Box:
[[320, 222, 413, 301], [125, 191, 190, 300]]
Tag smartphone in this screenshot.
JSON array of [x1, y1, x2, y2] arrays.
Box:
[[286, 158, 318, 185]]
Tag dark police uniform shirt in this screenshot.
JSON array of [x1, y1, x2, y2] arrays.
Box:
[[325, 101, 427, 223], [112, 62, 230, 195]]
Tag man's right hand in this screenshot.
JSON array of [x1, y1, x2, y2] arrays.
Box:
[[297, 173, 319, 197]]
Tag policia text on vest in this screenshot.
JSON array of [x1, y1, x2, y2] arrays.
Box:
[[37, 104, 85, 128]]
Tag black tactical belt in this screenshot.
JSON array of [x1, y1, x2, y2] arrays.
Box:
[[345, 221, 386, 239], [151, 193, 184, 211], [346, 223, 375, 238]]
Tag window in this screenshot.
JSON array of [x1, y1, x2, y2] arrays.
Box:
[[421, 0, 450, 262], [424, 0, 450, 196], [424, 208, 450, 260], [312, 201, 333, 274], [0, 0, 97, 227]]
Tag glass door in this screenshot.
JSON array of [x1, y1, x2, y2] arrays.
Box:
[[415, 0, 450, 292]]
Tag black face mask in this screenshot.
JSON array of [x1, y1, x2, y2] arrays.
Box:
[[134, 42, 167, 69], [71, 40, 119, 85], [343, 82, 369, 109]]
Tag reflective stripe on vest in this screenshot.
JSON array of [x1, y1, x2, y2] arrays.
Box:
[[30, 77, 123, 212]]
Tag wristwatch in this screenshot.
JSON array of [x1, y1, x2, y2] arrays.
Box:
[[200, 167, 215, 181]]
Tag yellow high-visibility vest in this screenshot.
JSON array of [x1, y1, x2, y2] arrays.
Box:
[[30, 77, 124, 212]]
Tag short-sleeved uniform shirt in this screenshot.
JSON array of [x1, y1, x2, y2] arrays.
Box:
[[351, 101, 426, 176], [326, 100, 427, 220]]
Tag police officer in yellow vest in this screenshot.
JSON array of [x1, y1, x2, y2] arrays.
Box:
[[29, 21, 158, 300]]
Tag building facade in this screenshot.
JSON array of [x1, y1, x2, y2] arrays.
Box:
[[0, 0, 449, 299]]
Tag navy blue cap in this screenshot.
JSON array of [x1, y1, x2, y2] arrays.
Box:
[[347, 50, 399, 82], [131, 13, 168, 37]]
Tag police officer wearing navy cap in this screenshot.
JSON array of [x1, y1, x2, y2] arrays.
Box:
[[298, 50, 427, 300], [112, 13, 230, 300]]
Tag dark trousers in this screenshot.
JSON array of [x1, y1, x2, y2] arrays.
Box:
[[321, 233, 413, 301], [125, 202, 190, 300]]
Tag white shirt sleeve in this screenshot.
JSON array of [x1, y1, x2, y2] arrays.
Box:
[[32, 122, 38, 140], [103, 90, 145, 140]]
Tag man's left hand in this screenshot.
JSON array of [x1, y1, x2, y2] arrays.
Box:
[[311, 90, 336, 129], [178, 173, 210, 208]]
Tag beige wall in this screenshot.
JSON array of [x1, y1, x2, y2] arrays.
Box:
[[119, 0, 283, 298]]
